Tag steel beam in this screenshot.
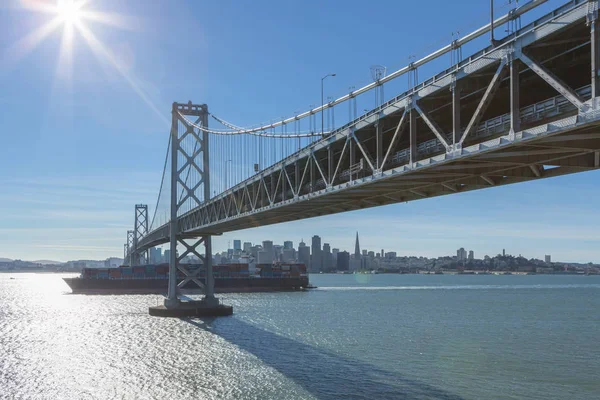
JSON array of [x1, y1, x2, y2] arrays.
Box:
[[381, 109, 407, 169], [409, 108, 417, 165], [518, 52, 584, 110], [349, 136, 356, 180], [510, 59, 521, 134], [592, 9, 600, 98], [452, 79, 461, 145], [461, 60, 507, 144], [413, 102, 450, 151], [167, 105, 179, 306], [376, 122, 383, 170]]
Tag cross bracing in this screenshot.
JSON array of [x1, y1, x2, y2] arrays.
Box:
[[132, 0, 600, 255]]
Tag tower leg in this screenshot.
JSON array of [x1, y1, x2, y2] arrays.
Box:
[[203, 235, 218, 305]]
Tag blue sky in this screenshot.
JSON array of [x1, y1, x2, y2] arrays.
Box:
[[1, 0, 598, 263]]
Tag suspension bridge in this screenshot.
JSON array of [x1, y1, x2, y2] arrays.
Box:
[[121, 0, 600, 316]]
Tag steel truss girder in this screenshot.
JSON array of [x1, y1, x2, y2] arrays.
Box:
[[137, 1, 598, 249], [170, 113, 600, 238]]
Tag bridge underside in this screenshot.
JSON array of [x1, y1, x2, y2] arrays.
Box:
[[189, 123, 600, 230], [138, 0, 600, 251]]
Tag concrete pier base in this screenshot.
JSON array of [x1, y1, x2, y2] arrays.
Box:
[[149, 298, 233, 318]]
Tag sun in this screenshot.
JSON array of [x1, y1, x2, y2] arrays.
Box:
[[56, 0, 84, 26], [4, 0, 169, 125]]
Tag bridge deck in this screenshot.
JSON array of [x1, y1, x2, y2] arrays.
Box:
[[138, 0, 600, 251]]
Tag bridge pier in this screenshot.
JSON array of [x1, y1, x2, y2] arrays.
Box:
[[149, 102, 232, 318]]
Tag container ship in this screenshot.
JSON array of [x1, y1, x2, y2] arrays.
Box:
[[63, 262, 309, 295]]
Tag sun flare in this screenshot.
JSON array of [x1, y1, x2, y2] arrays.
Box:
[[56, 0, 83, 25], [6, 0, 168, 124]]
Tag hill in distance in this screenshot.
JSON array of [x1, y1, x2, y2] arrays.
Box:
[[33, 260, 64, 265]]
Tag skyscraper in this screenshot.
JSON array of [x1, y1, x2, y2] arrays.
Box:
[[282, 248, 295, 263], [311, 235, 322, 273], [322, 243, 332, 272], [350, 232, 362, 272], [149, 247, 162, 264], [283, 241, 293, 250], [298, 240, 310, 270], [243, 242, 252, 253], [262, 240, 274, 263], [354, 232, 361, 259], [233, 240, 241, 251], [337, 251, 350, 271]]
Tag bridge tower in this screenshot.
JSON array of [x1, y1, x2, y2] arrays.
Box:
[[126, 230, 134, 266], [133, 204, 148, 266], [150, 101, 232, 317]]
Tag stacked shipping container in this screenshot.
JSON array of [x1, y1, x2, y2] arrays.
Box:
[[81, 263, 307, 280]]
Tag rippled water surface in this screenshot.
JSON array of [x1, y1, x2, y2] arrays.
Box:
[[1, 273, 599, 399]]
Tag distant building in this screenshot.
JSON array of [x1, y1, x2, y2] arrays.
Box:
[[367, 251, 375, 258], [273, 245, 283, 261], [282, 248, 295, 263], [351, 232, 362, 272], [457, 248, 467, 261], [322, 243, 332, 272], [149, 248, 162, 264], [257, 251, 271, 264], [233, 240, 241, 251], [468, 250, 474, 261], [350, 258, 362, 272], [251, 245, 261, 260], [283, 241, 294, 250], [503, 249, 506, 257], [545, 255, 551, 263], [337, 251, 350, 271], [262, 241, 274, 264], [298, 240, 310, 270], [104, 257, 123, 267], [243, 242, 252, 253], [332, 248, 339, 264], [311, 235, 322, 273]]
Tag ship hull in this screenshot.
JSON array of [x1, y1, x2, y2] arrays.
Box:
[[63, 276, 309, 295]]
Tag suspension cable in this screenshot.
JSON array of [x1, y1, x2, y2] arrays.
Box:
[[149, 134, 171, 231], [178, 112, 325, 137]]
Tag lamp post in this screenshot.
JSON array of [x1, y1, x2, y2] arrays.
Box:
[[321, 73, 336, 136], [490, 0, 495, 45]]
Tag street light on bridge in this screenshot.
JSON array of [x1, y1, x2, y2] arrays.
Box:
[[321, 73, 336, 136]]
